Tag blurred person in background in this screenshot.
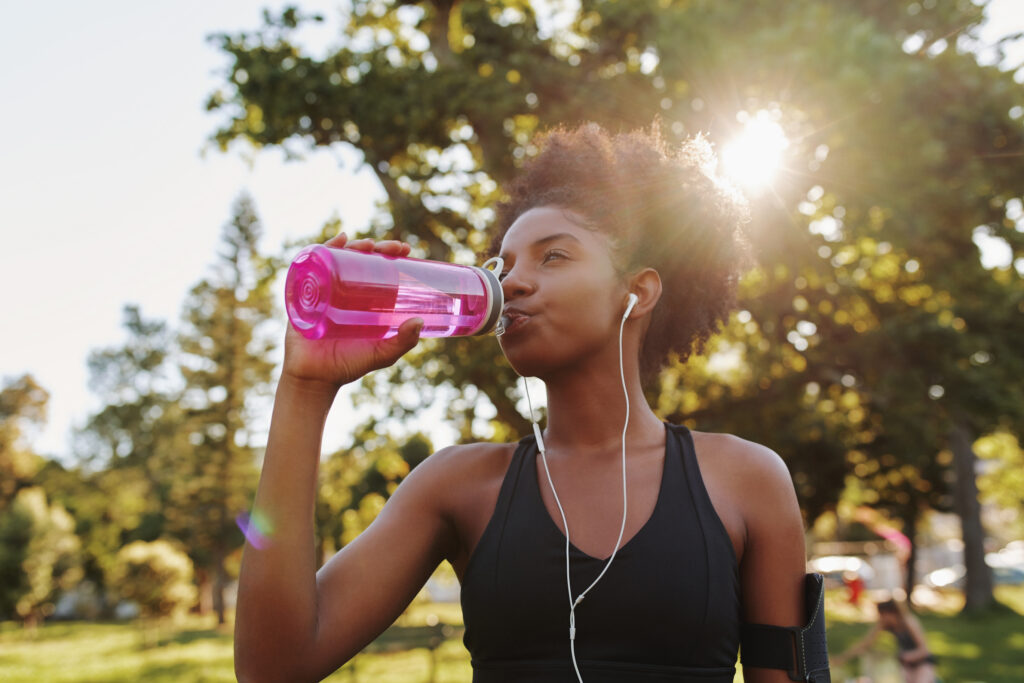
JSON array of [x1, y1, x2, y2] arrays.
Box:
[[833, 598, 936, 683]]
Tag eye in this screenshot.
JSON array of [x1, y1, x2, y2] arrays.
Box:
[[542, 249, 568, 264]]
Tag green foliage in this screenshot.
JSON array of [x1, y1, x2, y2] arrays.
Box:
[[107, 540, 197, 621], [78, 305, 177, 470], [63, 306, 184, 593], [317, 429, 433, 558], [0, 374, 48, 508], [0, 487, 82, 623], [976, 431, 1024, 541]]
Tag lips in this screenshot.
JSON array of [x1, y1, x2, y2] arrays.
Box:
[[500, 307, 532, 335]]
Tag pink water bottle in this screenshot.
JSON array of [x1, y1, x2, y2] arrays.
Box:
[[285, 245, 504, 339]]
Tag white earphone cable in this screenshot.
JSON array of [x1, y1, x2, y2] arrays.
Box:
[[522, 298, 633, 683]]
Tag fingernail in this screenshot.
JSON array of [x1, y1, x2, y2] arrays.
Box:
[[412, 318, 424, 333]]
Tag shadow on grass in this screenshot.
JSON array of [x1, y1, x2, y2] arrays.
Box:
[[921, 607, 1024, 681], [136, 660, 235, 683], [163, 628, 229, 646], [130, 621, 231, 650]]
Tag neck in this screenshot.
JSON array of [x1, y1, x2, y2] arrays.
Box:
[[535, 341, 663, 457]]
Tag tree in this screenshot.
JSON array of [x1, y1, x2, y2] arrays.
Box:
[[168, 194, 278, 624], [208, 0, 1024, 610], [316, 426, 432, 563], [976, 431, 1024, 543], [0, 487, 82, 625], [0, 374, 49, 510], [63, 306, 183, 591], [78, 305, 178, 470], [661, 0, 1024, 610], [108, 540, 198, 623]]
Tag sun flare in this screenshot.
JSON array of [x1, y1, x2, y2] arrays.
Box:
[[721, 111, 789, 192]]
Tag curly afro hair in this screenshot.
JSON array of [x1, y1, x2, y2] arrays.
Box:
[[488, 122, 750, 380]]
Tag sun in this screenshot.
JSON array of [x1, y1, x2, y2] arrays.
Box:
[[721, 110, 789, 193]]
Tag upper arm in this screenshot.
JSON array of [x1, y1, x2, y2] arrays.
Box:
[[905, 614, 930, 649], [303, 446, 462, 679], [735, 442, 807, 682]]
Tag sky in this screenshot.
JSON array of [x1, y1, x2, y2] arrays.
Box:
[[1, 1, 1023, 460], [1, 0, 386, 457]]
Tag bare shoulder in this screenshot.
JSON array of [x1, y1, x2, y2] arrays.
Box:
[[689, 430, 801, 545], [413, 440, 516, 487], [412, 441, 518, 573], [397, 440, 517, 517], [690, 431, 794, 491]]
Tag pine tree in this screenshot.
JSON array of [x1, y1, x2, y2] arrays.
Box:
[[170, 194, 278, 624]]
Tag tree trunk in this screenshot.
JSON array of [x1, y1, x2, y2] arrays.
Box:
[[949, 418, 995, 613], [213, 548, 227, 625], [196, 568, 213, 615], [903, 508, 918, 605]]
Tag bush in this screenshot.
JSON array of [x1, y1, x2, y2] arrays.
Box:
[[108, 540, 197, 621], [0, 487, 83, 624]]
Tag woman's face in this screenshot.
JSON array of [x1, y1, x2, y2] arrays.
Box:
[[496, 206, 626, 377]]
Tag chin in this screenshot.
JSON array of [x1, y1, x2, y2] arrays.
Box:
[[503, 347, 580, 384], [500, 343, 552, 379]]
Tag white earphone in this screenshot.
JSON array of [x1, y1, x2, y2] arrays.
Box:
[[624, 292, 639, 319]]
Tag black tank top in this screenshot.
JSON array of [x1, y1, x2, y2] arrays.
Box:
[[460, 423, 741, 682]]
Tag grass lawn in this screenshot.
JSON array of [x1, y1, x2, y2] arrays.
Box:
[[1, 588, 1021, 682]]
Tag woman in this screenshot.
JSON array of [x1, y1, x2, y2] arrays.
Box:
[[833, 599, 936, 683], [235, 123, 817, 682]]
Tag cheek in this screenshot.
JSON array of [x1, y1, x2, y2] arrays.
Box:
[[548, 298, 623, 352], [554, 273, 622, 322]]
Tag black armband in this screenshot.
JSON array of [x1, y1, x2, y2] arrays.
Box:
[[740, 572, 831, 682]]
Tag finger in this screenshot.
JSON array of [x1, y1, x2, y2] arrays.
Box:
[[345, 238, 376, 252], [324, 231, 348, 248], [373, 240, 413, 256]]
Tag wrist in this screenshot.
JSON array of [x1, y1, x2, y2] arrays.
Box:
[[277, 372, 343, 402]]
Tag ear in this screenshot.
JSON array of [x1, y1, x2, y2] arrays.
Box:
[[625, 268, 662, 319]]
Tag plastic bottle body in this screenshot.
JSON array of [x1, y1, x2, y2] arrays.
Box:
[[285, 245, 502, 339]]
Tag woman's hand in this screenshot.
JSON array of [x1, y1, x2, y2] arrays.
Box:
[[281, 233, 422, 391]]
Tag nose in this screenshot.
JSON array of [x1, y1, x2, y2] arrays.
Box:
[[500, 262, 534, 301]]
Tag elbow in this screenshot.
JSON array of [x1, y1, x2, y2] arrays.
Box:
[[236, 636, 339, 683], [235, 638, 309, 683], [234, 664, 261, 683]]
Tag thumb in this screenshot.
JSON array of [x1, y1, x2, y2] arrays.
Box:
[[393, 317, 424, 353], [372, 318, 423, 370]]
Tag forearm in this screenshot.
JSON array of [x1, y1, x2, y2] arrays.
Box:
[[899, 647, 932, 664], [235, 375, 339, 681], [837, 631, 876, 662]]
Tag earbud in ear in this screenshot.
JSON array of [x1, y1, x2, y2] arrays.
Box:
[[624, 293, 639, 319]]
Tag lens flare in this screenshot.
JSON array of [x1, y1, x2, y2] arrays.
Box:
[[236, 509, 274, 550]]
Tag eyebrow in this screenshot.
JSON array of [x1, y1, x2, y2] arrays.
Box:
[[499, 232, 582, 260]]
